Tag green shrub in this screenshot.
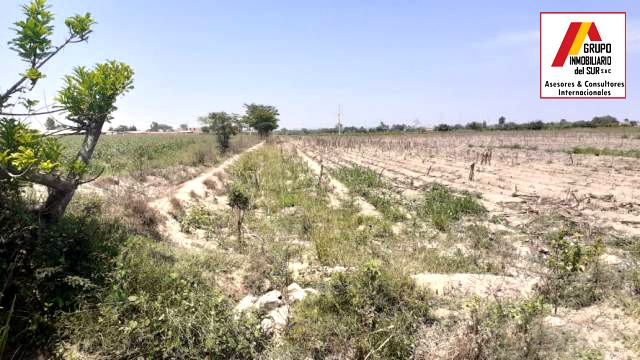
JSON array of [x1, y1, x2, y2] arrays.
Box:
[[180, 204, 217, 233], [452, 296, 553, 360], [0, 204, 128, 354], [61, 236, 268, 358], [417, 183, 486, 231], [537, 231, 605, 311], [284, 260, 431, 359]]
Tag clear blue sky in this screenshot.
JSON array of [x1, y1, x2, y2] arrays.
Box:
[[0, 0, 638, 130]]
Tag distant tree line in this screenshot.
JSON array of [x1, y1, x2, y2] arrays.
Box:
[[434, 115, 637, 132], [278, 121, 426, 135], [108, 124, 138, 132], [277, 115, 637, 135], [148, 121, 173, 132]]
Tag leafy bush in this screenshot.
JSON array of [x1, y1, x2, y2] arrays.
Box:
[[60, 236, 268, 358], [417, 183, 486, 231], [284, 260, 431, 359], [451, 296, 554, 360], [537, 230, 605, 311], [0, 202, 128, 354]]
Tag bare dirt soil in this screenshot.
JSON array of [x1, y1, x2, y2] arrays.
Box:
[[298, 131, 640, 236]]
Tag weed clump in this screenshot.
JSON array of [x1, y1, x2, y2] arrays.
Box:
[[61, 236, 268, 358], [125, 198, 163, 235], [537, 230, 605, 311], [284, 260, 431, 359], [0, 204, 128, 355], [333, 166, 405, 221], [179, 205, 222, 234], [450, 296, 556, 359], [417, 183, 485, 231]]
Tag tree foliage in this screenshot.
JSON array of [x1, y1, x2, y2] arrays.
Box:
[[44, 117, 57, 130], [199, 112, 240, 152], [111, 124, 137, 132], [243, 103, 279, 136], [0, 0, 133, 221], [148, 122, 173, 132]]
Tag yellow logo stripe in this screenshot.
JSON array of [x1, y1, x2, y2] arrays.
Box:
[[569, 22, 592, 55]]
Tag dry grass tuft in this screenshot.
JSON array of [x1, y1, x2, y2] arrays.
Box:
[[125, 198, 164, 235], [203, 177, 217, 190]]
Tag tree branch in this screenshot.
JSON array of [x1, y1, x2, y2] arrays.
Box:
[[0, 164, 72, 192], [76, 167, 104, 185], [26, 171, 74, 192], [0, 108, 64, 116], [0, 164, 34, 178], [0, 36, 75, 106]]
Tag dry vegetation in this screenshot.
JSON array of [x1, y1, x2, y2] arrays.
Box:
[[5, 129, 640, 359]]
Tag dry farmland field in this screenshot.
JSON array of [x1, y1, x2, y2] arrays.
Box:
[[6, 129, 640, 359], [298, 129, 640, 235]]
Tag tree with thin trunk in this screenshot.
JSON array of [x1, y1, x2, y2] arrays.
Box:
[[200, 112, 240, 153], [228, 184, 250, 244], [243, 103, 279, 137], [0, 0, 134, 221]]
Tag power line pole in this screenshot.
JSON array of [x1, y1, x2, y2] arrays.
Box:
[[337, 104, 342, 135]]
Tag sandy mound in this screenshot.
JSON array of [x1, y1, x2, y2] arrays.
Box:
[[411, 273, 537, 298]]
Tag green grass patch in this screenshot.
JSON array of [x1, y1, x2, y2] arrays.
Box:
[[59, 134, 258, 175], [283, 260, 432, 359], [332, 166, 406, 221], [569, 146, 640, 159], [227, 146, 399, 268], [60, 235, 267, 358], [417, 183, 486, 231], [415, 247, 502, 274]]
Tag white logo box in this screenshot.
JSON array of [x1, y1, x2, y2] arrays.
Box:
[[540, 12, 626, 99]]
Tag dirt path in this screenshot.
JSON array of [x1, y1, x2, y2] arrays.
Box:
[[149, 142, 264, 247]]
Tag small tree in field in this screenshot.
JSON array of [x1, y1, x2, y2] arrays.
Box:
[[0, 0, 134, 221], [228, 184, 250, 244], [200, 112, 240, 153], [243, 103, 279, 136]]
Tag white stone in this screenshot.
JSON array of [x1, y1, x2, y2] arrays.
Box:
[[255, 290, 283, 311], [270, 306, 290, 331], [261, 305, 290, 335]]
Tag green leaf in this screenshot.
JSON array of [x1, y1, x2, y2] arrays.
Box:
[[21, 67, 45, 82], [64, 13, 95, 40], [8, 0, 54, 65]]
